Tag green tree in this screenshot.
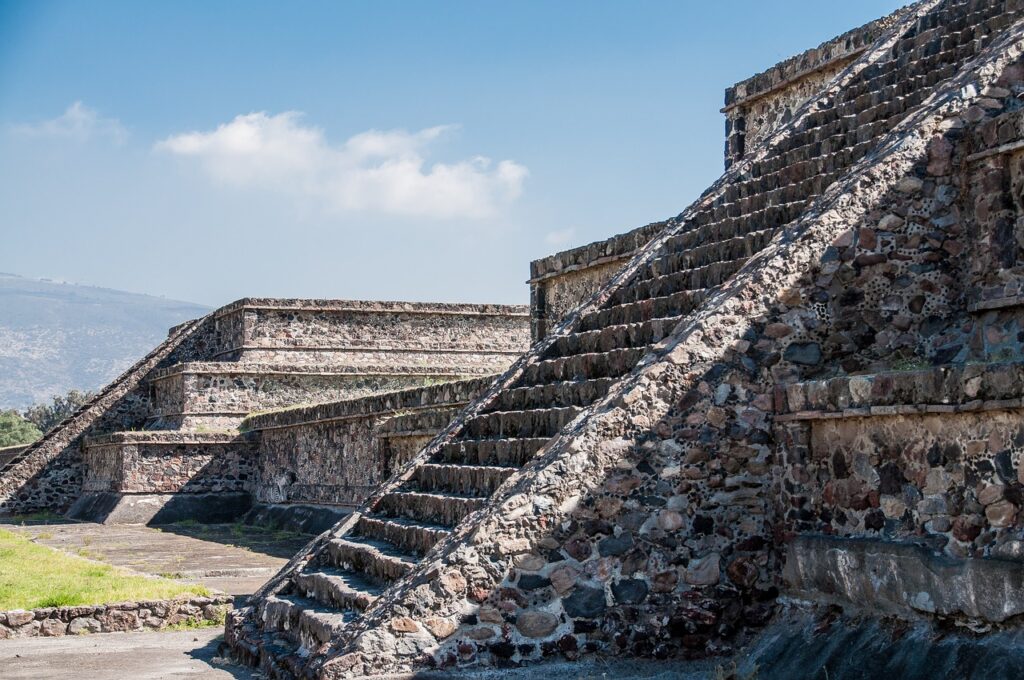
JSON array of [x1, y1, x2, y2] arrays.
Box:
[[0, 411, 42, 447], [22, 389, 93, 434]]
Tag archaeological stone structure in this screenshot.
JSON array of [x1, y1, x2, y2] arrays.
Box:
[[6, 1, 1024, 678], [206, 2, 1024, 678], [0, 298, 529, 525]]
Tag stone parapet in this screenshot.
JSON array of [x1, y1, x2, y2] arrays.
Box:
[[148, 362, 488, 430], [80, 431, 256, 495]]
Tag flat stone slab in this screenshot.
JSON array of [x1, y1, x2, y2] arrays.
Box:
[[784, 534, 1024, 622], [0, 627, 254, 679], [0, 521, 310, 596]]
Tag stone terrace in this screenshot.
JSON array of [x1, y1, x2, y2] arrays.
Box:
[[0, 298, 529, 525]]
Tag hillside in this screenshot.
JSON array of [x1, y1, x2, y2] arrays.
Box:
[[0, 273, 210, 409]]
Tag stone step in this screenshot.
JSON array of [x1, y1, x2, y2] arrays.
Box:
[[462, 406, 582, 439], [493, 378, 614, 411], [379, 408, 463, 436], [662, 210, 792, 255], [640, 228, 774, 281], [544, 317, 683, 359], [578, 290, 705, 331], [438, 437, 549, 467], [292, 567, 384, 612], [414, 463, 515, 495], [618, 253, 749, 299], [518, 348, 647, 385], [257, 594, 352, 651], [608, 276, 715, 310], [240, 626, 305, 680], [326, 536, 418, 583], [356, 514, 450, 556], [376, 490, 484, 526]]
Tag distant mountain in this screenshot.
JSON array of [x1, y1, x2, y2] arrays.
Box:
[[0, 273, 211, 409]]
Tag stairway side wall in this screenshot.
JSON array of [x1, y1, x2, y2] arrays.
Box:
[[246, 378, 493, 512]]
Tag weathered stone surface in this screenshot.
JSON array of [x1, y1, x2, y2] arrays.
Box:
[[783, 343, 822, 366], [422, 616, 457, 639], [562, 585, 606, 619], [39, 618, 67, 637], [684, 553, 721, 586], [389, 617, 419, 634], [515, 611, 558, 638], [611, 579, 649, 604], [5, 611, 33, 627], [784, 535, 1024, 622], [178, 6, 1024, 677]]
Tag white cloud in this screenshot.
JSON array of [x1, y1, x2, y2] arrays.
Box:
[[544, 228, 576, 247], [11, 102, 127, 143], [156, 112, 528, 219]]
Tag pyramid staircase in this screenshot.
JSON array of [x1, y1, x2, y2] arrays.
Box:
[[228, 1, 1024, 676]]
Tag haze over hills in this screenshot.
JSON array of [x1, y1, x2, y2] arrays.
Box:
[[0, 273, 211, 410]]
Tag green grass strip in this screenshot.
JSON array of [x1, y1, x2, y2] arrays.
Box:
[[0, 528, 209, 610]]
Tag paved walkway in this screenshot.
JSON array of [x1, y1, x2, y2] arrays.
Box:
[[0, 520, 311, 596], [0, 628, 254, 679], [0, 626, 724, 679]]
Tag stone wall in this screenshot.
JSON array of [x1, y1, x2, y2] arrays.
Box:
[[246, 378, 492, 509], [81, 432, 256, 494], [776, 363, 1024, 562], [529, 224, 663, 340], [0, 595, 232, 639], [0, 297, 529, 518]]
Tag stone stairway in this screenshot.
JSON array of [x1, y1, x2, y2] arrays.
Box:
[[228, 1, 1024, 676]]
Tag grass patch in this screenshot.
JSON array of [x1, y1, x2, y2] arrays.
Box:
[[10, 510, 64, 524], [166, 606, 227, 631], [0, 528, 209, 610]]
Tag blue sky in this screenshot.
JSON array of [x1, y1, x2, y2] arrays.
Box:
[[0, 0, 905, 307]]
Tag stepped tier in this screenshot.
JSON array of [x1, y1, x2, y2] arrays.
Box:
[[147, 362, 492, 430]]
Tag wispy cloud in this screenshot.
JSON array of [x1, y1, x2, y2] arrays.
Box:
[[156, 112, 528, 219], [10, 102, 127, 143], [544, 228, 576, 247]]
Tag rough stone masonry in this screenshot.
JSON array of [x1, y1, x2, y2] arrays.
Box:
[[217, 2, 1024, 678]]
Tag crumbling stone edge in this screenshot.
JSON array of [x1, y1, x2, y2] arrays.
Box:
[[0, 595, 233, 639]]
